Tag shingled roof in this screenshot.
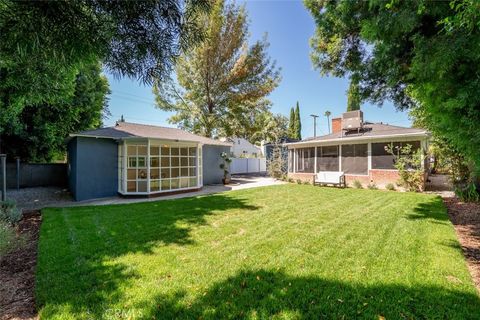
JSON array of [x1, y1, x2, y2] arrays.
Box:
[[289, 122, 428, 146], [71, 122, 231, 147]]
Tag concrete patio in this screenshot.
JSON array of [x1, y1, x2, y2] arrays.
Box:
[[9, 175, 285, 211]]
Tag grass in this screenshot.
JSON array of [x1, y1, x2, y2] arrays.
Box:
[[36, 185, 480, 319]]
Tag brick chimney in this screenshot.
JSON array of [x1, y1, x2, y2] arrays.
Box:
[[332, 117, 342, 134]]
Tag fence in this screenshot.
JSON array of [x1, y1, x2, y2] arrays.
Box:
[[230, 158, 267, 175], [5, 163, 68, 189]]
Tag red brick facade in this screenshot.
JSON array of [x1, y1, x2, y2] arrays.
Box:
[[331, 118, 342, 134], [288, 169, 424, 189]]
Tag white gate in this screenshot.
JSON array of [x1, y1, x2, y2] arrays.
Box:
[[230, 158, 267, 174]]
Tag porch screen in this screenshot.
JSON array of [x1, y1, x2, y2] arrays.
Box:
[[295, 147, 315, 173], [372, 141, 420, 169], [341, 144, 368, 174], [288, 149, 294, 173], [316, 145, 339, 172]]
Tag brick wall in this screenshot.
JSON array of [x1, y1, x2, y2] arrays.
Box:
[[287, 172, 315, 184], [332, 118, 342, 134]]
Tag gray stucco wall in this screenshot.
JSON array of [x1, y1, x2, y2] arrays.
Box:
[[202, 145, 231, 185], [68, 137, 118, 201]]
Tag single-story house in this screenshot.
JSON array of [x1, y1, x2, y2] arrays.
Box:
[[220, 137, 263, 158], [67, 120, 231, 201], [287, 111, 430, 188]]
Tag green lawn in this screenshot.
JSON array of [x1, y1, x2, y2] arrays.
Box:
[[36, 185, 480, 319]]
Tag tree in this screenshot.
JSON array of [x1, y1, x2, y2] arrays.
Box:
[[294, 102, 302, 140], [153, 0, 281, 139], [1, 62, 110, 162], [305, 0, 480, 173], [346, 80, 361, 112], [324, 110, 331, 134], [0, 0, 209, 149], [288, 107, 296, 139]]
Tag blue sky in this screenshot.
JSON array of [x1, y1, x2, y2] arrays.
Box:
[[104, 0, 411, 139]]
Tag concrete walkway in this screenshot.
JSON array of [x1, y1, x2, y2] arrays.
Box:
[[9, 175, 285, 211]]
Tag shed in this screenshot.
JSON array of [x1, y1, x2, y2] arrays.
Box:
[[67, 121, 231, 201]]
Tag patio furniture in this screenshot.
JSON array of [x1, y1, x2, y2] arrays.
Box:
[[315, 171, 346, 188]]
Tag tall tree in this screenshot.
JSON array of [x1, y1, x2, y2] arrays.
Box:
[[0, 0, 209, 149], [153, 0, 281, 139], [288, 107, 296, 139], [305, 0, 480, 172], [324, 110, 331, 134], [294, 102, 302, 140], [1, 62, 110, 162], [346, 80, 361, 112]]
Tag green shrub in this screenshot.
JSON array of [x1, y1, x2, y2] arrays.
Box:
[[303, 180, 311, 185], [455, 182, 480, 202], [352, 180, 363, 189], [367, 183, 378, 190], [287, 178, 294, 183], [296, 179, 302, 184], [385, 183, 396, 191], [0, 200, 22, 225], [385, 143, 424, 192], [0, 220, 26, 257]]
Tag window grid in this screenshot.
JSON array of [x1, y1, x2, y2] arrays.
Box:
[[124, 143, 199, 193]]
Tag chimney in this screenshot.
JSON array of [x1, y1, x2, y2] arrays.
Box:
[[332, 117, 342, 134]]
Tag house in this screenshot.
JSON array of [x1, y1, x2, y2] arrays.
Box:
[[67, 121, 231, 201], [287, 111, 430, 188], [220, 137, 263, 158]]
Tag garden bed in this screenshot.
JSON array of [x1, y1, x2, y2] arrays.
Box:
[[0, 211, 41, 320], [445, 197, 480, 292]]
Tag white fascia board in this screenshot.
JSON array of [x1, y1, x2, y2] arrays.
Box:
[[286, 132, 430, 148]]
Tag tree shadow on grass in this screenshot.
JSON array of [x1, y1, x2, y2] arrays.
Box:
[[407, 196, 449, 223], [36, 193, 259, 319], [140, 269, 480, 319]]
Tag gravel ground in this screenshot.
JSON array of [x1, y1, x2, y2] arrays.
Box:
[[7, 187, 73, 212]]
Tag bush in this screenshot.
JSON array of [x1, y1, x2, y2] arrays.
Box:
[[0, 200, 22, 225], [296, 179, 302, 185], [352, 180, 363, 189], [385, 183, 396, 191], [287, 178, 294, 183], [303, 180, 311, 185], [455, 182, 480, 202], [0, 220, 26, 257], [367, 183, 378, 190], [385, 143, 424, 192]]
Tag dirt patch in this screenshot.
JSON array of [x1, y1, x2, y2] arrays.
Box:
[[444, 198, 480, 292], [0, 211, 41, 320]]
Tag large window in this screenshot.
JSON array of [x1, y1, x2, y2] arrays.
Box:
[[341, 144, 368, 175], [316, 145, 339, 172], [295, 148, 315, 173], [372, 141, 420, 169], [121, 141, 200, 194]]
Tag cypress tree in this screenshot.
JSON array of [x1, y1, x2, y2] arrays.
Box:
[[288, 107, 296, 139], [294, 102, 302, 140], [346, 80, 361, 111]]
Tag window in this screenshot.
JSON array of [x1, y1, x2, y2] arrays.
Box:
[[295, 148, 315, 173], [316, 145, 339, 172], [123, 142, 200, 194], [341, 144, 368, 174], [372, 141, 421, 169]]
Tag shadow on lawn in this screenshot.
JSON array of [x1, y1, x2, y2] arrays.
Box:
[[136, 269, 480, 319], [37, 193, 259, 319], [407, 196, 449, 223]]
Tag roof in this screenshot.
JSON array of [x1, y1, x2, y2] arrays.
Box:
[[288, 123, 429, 146], [70, 122, 232, 147]]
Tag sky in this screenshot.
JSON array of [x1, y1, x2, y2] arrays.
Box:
[[104, 0, 411, 139]]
